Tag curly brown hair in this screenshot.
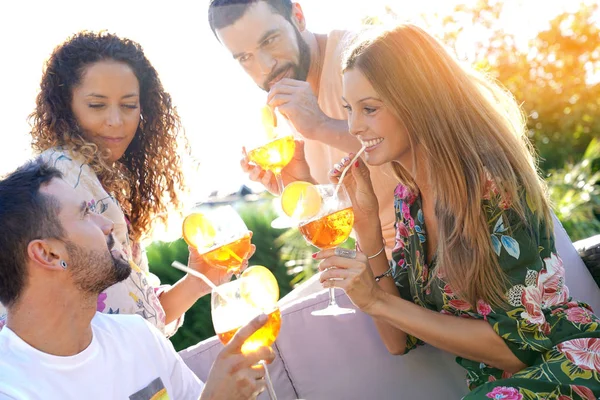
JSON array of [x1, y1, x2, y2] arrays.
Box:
[[29, 31, 187, 242]]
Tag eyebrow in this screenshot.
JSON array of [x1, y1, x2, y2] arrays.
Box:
[[358, 96, 382, 103], [341, 96, 383, 103], [85, 93, 139, 99], [232, 29, 280, 60]]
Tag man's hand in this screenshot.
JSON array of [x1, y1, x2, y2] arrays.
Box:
[[240, 139, 315, 195], [267, 78, 330, 140], [200, 314, 276, 400]]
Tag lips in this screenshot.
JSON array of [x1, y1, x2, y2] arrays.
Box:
[[99, 136, 126, 144], [268, 67, 292, 89]]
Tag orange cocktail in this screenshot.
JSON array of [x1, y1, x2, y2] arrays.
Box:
[[298, 207, 354, 249], [201, 233, 252, 274], [216, 308, 281, 354]]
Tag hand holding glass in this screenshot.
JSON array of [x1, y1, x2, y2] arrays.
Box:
[[246, 106, 296, 194], [211, 266, 281, 399], [182, 205, 252, 276], [297, 184, 356, 316]]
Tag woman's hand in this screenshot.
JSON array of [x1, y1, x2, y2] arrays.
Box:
[[329, 155, 379, 228], [314, 247, 384, 314], [240, 139, 315, 195], [187, 232, 256, 287]]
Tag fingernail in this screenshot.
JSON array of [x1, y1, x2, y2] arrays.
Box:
[[354, 161, 359, 167], [258, 313, 268, 323], [349, 153, 355, 158], [312, 252, 318, 258]]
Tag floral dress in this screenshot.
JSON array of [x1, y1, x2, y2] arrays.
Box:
[[391, 183, 600, 399], [0, 148, 183, 336]]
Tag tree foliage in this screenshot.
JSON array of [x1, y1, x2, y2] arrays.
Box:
[[371, 1, 600, 172]]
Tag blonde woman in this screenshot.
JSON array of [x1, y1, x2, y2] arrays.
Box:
[[315, 24, 600, 397]]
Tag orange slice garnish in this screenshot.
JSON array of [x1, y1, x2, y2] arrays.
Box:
[[261, 105, 278, 140], [240, 265, 280, 309], [182, 213, 216, 249], [280, 181, 322, 220]]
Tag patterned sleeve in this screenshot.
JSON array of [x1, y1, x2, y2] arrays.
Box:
[[478, 193, 565, 366], [391, 245, 424, 353], [131, 240, 185, 337], [391, 186, 424, 353]]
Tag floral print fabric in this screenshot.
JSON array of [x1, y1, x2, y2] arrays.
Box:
[[391, 182, 600, 398]]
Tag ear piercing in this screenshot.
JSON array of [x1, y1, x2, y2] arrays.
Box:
[[60, 260, 68, 269]]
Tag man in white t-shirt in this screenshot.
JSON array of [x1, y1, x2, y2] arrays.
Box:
[[0, 160, 274, 400]]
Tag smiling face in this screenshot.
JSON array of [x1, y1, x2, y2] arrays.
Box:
[[42, 178, 131, 294], [215, 1, 311, 91], [70, 60, 141, 162], [342, 68, 411, 167]]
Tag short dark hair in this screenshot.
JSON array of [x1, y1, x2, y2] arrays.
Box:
[[208, 0, 293, 38], [0, 159, 65, 307]]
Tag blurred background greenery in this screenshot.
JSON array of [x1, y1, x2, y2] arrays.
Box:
[[149, 0, 600, 351]]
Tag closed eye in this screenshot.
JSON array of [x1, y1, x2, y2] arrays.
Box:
[[238, 54, 252, 63], [262, 35, 278, 47]]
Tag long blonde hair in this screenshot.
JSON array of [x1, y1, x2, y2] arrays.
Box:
[[343, 24, 552, 307]]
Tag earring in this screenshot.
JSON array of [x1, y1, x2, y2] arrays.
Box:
[[60, 260, 68, 269]]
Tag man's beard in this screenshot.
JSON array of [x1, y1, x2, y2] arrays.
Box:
[[261, 27, 311, 91], [66, 235, 131, 295]]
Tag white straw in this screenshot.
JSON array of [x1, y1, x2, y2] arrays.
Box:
[[171, 260, 220, 292], [334, 146, 366, 197], [171, 261, 241, 304]]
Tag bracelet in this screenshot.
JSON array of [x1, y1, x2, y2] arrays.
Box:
[[366, 245, 385, 260], [356, 238, 386, 259], [374, 267, 393, 282]]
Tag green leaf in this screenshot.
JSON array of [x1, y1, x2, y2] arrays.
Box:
[[583, 137, 600, 160]]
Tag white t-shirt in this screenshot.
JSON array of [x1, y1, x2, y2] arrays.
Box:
[[0, 313, 204, 399]]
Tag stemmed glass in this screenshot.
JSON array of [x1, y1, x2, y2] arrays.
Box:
[[246, 106, 296, 194], [182, 205, 252, 276], [297, 184, 356, 316], [211, 266, 281, 399]]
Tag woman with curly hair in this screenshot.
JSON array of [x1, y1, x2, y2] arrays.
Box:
[[8, 31, 252, 336]]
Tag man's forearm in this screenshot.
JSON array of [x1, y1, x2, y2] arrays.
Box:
[[314, 117, 361, 153]]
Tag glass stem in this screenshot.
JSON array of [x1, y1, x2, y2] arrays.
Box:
[[275, 173, 285, 195], [328, 288, 338, 307]]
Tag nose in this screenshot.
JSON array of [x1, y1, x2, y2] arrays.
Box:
[[106, 106, 123, 127], [92, 213, 114, 236], [256, 51, 276, 76], [348, 111, 363, 137]]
